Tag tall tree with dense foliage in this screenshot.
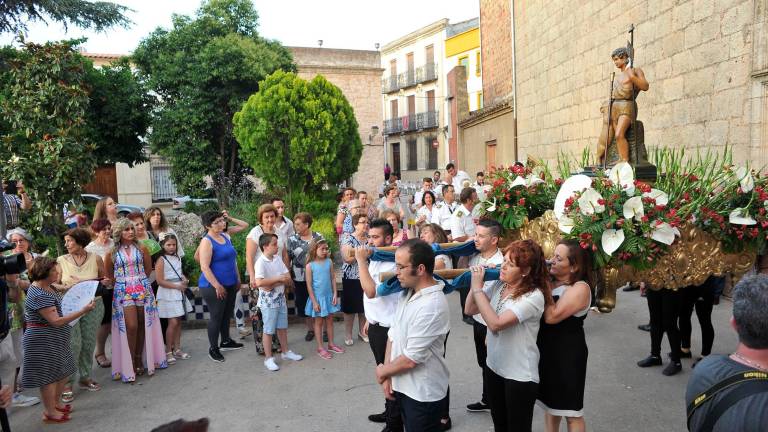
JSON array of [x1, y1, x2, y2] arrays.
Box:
[[234, 70, 363, 210], [0, 0, 130, 34], [0, 39, 97, 252], [132, 0, 295, 201]]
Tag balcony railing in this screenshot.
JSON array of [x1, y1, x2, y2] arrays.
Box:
[[381, 62, 439, 93], [383, 110, 439, 135]]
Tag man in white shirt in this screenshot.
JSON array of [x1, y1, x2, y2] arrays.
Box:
[[465, 219, 504, 413], [472, 171, 487, 201], [356, 218, 402, 431], [271, 197, 295, 238], [375, 239, 450, 432], [431, 184, 458, 238], [450, 187, 479, 243], [445, 163, 471, 193]]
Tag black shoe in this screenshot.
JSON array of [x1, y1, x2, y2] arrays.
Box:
[[368, 412, 386, 423], [622, 284, 639, 292], [440, 416, 452, 431], [305, 330, 315, 342], [637, 355, 662, 367], [323, 331, 328, 343], [462, 316, 475, 325], [662, 361, 682, 376], [637, 324, 651, 332], [208, 347, 225, 363], [220, 339, 244, 351], [672, 350, 693, 359], [466, 401, 490, 412]]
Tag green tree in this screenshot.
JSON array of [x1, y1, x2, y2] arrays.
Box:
[[0, 39, 97, 253], [234, 70, 362, 210], [132, 0, 294, 202], [0, 0, 130, 34]]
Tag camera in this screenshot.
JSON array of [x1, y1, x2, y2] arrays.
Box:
[[0, 240, 25, 276]]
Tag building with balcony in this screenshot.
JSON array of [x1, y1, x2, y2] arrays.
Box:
[[380, 19, 448, 181]]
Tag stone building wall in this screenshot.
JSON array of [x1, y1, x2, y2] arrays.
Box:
[[480, 0, 514, 106], [290, 47, 385, 195], [513, 0, 768, 168]]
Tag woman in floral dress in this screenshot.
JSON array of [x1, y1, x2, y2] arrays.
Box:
[[104, 218, 167, 382]]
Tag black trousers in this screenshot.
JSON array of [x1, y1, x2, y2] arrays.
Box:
[[646, 288, 681, 362], [369, 323, 403, 432], [472, 320, 489, 404], [293, 280, 309, 318], [200, 285, 237, 349], [679, 278, 716, 356], [486, 368, 538, 432], [395, 391, 446, 432], [458, 286, 471, 320]]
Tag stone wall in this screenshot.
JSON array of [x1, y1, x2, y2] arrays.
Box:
[[290, 47, 385, 195], [480, 0, 514, 106], [513, 0, 768, 167]]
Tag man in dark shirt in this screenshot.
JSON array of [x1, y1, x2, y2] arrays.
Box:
[[685, 275, 768, 431]]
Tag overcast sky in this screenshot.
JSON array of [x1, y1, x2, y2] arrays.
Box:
[[1, 0, 479, 54]]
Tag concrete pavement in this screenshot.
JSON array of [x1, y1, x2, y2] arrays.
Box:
[[6, 287, 737, 431]]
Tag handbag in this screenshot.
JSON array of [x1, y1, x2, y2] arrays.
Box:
[[161, 256, 194, 313]]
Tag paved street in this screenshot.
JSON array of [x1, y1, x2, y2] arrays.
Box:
[[7, 288, 737, 432]]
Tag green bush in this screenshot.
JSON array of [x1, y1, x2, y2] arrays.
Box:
[[181, 245, 201, 286], [183, 200, 220, 216], [313, 216, 338, 254]]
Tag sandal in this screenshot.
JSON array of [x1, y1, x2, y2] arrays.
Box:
[[166, 352, 177, 365], [43, 413, 70, 424], [135, 367, 145, 376], [344, 338, 354, 346], [78, 379, 101, 392], [173, 349, 191, 360], [60, 390, 74, 404], [316, 348, 333, 360], [358, 332, 369, 343], [94, 353, 111, 368], [328, 343, 345, 354], [56, 404, 73, 413]]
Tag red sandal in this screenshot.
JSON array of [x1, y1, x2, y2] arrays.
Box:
[[56, 404, 73, 413], [43, 413, 71, 424]]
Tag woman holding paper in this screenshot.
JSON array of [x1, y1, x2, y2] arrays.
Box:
[[22, 256, 96, 424], [105, 218, 168, 383], [55, 228, 106, 402]]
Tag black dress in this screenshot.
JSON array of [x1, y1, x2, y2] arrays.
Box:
[[536, 284, 589, 417]]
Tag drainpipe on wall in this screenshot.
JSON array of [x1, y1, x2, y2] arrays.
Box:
[[511, 0, 519, 162]]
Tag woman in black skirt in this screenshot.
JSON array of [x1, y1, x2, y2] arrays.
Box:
[[340, 212, 369, 346], [21, 257, 96, 424], [538, 239, 593, 432]]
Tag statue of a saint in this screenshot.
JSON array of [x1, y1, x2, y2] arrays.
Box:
[[597, 47, 650, 165]]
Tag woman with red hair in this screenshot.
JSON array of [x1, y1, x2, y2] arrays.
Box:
[[465, 240, 552, 432]]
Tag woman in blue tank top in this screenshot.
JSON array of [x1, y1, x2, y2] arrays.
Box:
[[197, 211, 243, 362]]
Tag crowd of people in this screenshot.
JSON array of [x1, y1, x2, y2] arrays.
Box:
[[1, 162, 767, 431]]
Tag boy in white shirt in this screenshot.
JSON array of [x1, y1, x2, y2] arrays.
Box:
[[253, 233, 303, 371]]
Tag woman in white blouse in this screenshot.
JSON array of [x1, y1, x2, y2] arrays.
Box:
[[464, 239, 553, 432], [416, 191, 437, 228]]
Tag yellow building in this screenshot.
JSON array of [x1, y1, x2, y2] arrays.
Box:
[[445, 19, 482, 112]]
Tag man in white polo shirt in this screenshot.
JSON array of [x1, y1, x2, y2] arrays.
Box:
[[356, 218, 401, 431], [445, 162, 471, 193], [431, 184, 458, 238], [465, 219, 504, 414], [375, 239, 450, 432], [450, 187, 478, 242]]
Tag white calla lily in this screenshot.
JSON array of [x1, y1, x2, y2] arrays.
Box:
[[509, 176, 527, 188], [601, 229, 625, 255], [650, 222, 680, 245], [485, 198, 497, 213], [558, 215, 575, 234], [578, 188, 605, 215], [643, 188, 669, 206], [554, 175, 593, 220], [527, 175, 545, 186], [622, 196, 645, 220], [729, 208, 757, 225], [608, 162, 636, 196], [734, 167, 754, 193]]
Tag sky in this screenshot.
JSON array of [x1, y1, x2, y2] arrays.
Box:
[[1, 0, 480, 54]]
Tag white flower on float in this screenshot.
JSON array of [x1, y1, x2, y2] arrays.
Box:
[[578, 188, 606, 215], [729, 208, 757, 225], [558, 215, 575, 234], [643, 189, 669, 206], [8, 155, 20, 164], [622, 196, 645, 220], [509, 175, 543, 189], [554, 175, 593, 220], [601, 229, 625, 255], [651, 222, 681, 245], [484, 198, 497, 213], [509, 176, 527, 188], [733, 167, 754, 193], [608, 162, 636, 196]]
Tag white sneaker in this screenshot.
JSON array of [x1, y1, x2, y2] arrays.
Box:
[[281, 350, 303, 361], [264, 357, 280, 371], [12, 393, 40, 407]]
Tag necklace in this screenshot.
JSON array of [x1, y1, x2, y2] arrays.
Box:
[[731, 352, 768, 371], [71, 252, 88, 267], [494, 283, 514, 315]]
